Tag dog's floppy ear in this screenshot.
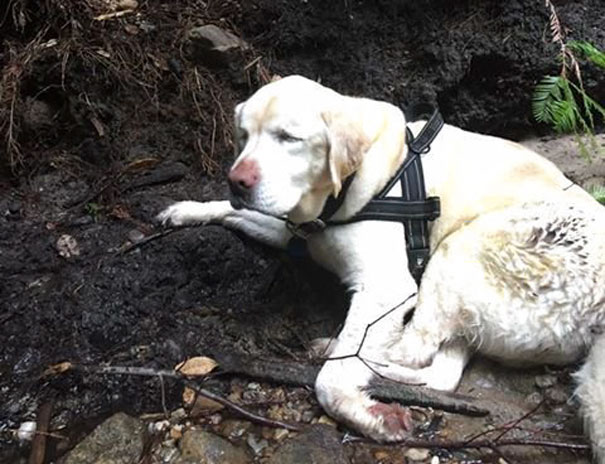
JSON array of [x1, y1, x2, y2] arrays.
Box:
[[322, 111, 368, 197]]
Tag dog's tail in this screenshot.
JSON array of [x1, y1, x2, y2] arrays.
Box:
[[576, 333, 605, 463]]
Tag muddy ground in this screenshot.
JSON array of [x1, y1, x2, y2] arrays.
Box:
[[1, 0, 605, 462]]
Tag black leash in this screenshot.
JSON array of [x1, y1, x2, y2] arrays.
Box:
[[287, 109, 444, 284]]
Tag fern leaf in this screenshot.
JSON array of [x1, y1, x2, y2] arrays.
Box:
[[532, 75, 562, 123], [589, 185, 605, 205], [568, 41, 605, 68]]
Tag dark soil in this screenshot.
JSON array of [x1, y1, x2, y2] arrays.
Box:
[[1, 0, 604, 462]]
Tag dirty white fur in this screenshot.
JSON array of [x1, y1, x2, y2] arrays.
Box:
[[157, 76, 605, 458]]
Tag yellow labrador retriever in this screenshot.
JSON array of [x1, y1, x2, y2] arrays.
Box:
[[158, 75, 605, 461]]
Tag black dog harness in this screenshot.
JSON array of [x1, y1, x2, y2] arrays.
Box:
[[287, 109, 444, 284]]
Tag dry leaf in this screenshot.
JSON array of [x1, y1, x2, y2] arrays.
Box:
[[182, 386, 196, 406], [42, 361, 73, 377], [175, 356, 218, 377]]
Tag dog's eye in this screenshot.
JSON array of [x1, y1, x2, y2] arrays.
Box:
[[275, 129, 302, 143], [237, 129, 248, 152]]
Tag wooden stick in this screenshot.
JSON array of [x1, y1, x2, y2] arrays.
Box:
[[213, 352, 490, 417], [28, 401, 53, 464]]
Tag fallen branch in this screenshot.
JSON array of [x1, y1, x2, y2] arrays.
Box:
[[213, 351, 490, 417], [67, 363, 303, 432]]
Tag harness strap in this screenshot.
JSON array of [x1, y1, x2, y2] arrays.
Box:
[[287, 108, 444, 284]]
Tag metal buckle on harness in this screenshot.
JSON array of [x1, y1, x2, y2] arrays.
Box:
[[407, 247, 430, 284], [286, 218, 326, 240]]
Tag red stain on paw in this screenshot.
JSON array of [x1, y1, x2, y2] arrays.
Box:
[[368, 402, 413, 434]]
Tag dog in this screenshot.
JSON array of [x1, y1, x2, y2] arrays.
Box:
[[158, 75, 605, 461]]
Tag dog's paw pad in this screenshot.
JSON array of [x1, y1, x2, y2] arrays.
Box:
[[368, 402, 413, 438]]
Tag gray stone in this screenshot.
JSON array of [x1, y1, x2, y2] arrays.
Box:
[[177, 429, 251, 464], [186, 25, 248, 66], [268, 425, 349, 464], [61, 412, 145, 464], [534, 374, 557, 389], [545, 387, 570, 405]]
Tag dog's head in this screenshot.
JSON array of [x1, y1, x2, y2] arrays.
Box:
[[228, 75, 406, 222]]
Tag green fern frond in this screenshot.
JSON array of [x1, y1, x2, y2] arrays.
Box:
[[568, 41, 605, 69], [532, 75, 562, 123], [589, 185, 605, 205]]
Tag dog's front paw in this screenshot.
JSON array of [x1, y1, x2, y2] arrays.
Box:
[[367, 402, 413, 440], [315, 359, 414, 442], [156, 200, 231, 227]]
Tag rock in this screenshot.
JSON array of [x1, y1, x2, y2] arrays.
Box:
[[524, 391, 543, 406], [176, 429, 251, 464], [61, 413, 145, 464], [246, 434, 268, 455], [267, 425, 349, 464], [56, 234, 80, 259], [545, 387, 570, 405], [534, 374, 557, 389], [116, 0, 138, 9], [127, 229, 145, 244], [186, 25, 249, 66], [405, 447, 430, 461], [217, 419, 252, 440], [17, 421, 36, 441]]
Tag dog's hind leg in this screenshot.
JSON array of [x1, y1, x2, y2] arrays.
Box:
[[384, 340, 470, 391], [157, 200, 292, 249]]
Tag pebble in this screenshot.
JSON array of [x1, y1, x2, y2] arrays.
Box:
[[405, 447, 430, 461], [431, 456, 440, 464], [545, 387, 569, 404], [150, 419, 170, 433], [525, 391, 543, 405], [246, 433, 269, 455], [117, 0, 138, 9], [535, 374, 557, 389], [274, 428, 289, 441], [128, 229, 145, 243], [56, 234, 80, 258], [17, 421, 36, 441], [316, 415, 337, 427]]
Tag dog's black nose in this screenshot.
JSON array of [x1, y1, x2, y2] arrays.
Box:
[[228, 177, 250, 198]]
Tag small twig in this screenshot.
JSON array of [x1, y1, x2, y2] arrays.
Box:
[[464, 400, 545, 445], [158, 374, 169, 419], [68, 363, 303, 432], [93, 9, 135, 21], [117, 228, 178, 255], [28, 401, 53, 464], [182, 380, 303, 432], [493, 400, 546, 443], [347, 435, 589, 452]]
